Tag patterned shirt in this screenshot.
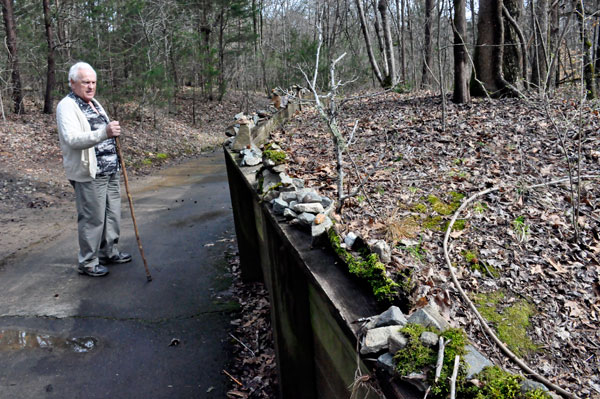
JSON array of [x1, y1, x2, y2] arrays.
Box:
[[68, 92, 119, 176]]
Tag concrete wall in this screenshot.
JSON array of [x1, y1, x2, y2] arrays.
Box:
[[225, 146, 385, 399]]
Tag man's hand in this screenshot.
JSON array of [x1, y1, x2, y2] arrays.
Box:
[[106, 121, 121, 138]]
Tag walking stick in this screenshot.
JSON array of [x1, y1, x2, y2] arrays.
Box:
[[115, 136, 153, 282]]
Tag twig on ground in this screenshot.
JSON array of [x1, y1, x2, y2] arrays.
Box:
[[229, 333, 256, 357], [223, 369, 243, 387]]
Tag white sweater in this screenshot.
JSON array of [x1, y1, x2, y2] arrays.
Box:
[[56, 95, 110, 182]]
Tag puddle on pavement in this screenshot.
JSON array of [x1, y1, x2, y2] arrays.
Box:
[[0, 329, 98, 353], [169, 209, 230, 228], [133, 157, 226, 195]]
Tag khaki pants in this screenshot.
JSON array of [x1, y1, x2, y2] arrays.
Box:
[[71, 173, 121, 267]]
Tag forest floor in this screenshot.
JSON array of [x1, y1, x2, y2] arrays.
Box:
[[271, 90, 600, 398], [0, 90, 278, 398]]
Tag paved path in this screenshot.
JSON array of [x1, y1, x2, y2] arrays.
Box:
[[0, 152, 237, 399]]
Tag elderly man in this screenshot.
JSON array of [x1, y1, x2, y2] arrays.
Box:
[[56, 62, 131, 277]]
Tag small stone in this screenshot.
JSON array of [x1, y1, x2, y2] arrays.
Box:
[[370, 240, 391, 264], [293, 202, 325, 214], [344, 232, 357, 249], [377, 353, 396, 375], [419, 331, 439, 347], [388, 332, 408, 354], [314, 213, 327, 225], [272, 164, 287, 174], [375, 306, 407, 328], [311, 217, 333, 246], [283, 208, 298, 220], [263, 158, 276, 167], [402, 373, 429, 392], [261, 170, 280, 193], [406, 303, 450, 331], [279, 173, 293, 186], [280, 192, 298, 202], [292, 178, 305, 188], [463, 344, 493, 379], [521, 379, 549, 394], [297, 212, 316, 226], [360, 326, 401, 355], [320, 196, 333, 208], [271, 198, 288, 215], [301, 191, 322, 203], [231, 124, 252, 151], [262, 190, 278, 202]]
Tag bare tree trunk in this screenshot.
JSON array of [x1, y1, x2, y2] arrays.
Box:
[[421, 0, 434, 88], [453, 0, 470, 103], [399, 0, 406, 82], [1, 0, 24, 114], [355, 0, 384, 85], [502, 0, 524, 89], [378, 0, 397, 87], [470, 0, 476, 47], [407, 2, 416, 84], [547, 0, 560, 90], [43, 0, 55, 114], [531, 0, 548, 91], [577, 0, 595, 98], [471, 0, 509, 97], [372, 0, 389, 75]]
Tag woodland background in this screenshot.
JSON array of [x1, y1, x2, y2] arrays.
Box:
[[0, 0, 599, 117]]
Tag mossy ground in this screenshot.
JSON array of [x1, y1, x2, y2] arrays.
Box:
[[386, 191, 466, 243], [473, 291, 539, 357]]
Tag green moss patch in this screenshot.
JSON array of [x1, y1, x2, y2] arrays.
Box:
[[464, 366, 551, 399], [461, 250, 499, 278], [427, 192, 464, 216], [393, 325, 469, 397], [263, 143, 287, 164], [473, 291, 539, 357], [328, 229, 399, 302]]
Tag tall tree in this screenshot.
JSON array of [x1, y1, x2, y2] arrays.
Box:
[[378, 0, 397, 87], [453, 0, 470, 103], [471, 0, 513, 97], [502, 0, 525, 89], [42, 0, 56, 114], [421, 0, 434, 88], [576, 0, 595, 98], [1, 0, 24, 114], [531, 0, 548, 91]]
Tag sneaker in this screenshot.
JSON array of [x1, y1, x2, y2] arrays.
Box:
[[78, 264, 109, 277], [99, 252, 132, 265]]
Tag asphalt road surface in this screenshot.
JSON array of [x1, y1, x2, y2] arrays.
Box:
[[0, 152, 238, 399]]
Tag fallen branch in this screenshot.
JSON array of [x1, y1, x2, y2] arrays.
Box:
[[223, 369, 243, 387], [229, 333, 256, 357], [434, 337, 447, 383], [442, 175, 600, 399], [449, 355, 460, 399]]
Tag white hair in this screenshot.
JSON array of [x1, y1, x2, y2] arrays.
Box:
[[68, 62, 96, 87]]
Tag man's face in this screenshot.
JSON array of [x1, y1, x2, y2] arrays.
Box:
[[71, 68, 96, 103]]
